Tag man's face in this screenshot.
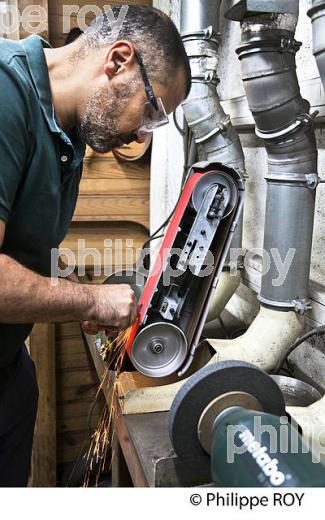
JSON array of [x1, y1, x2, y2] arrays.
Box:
[[77, 63, 187, 154]]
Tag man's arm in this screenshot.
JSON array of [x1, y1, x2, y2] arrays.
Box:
[[0, 219, 137, 329]]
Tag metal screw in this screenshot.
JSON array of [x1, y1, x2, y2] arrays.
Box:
[[150, 341, 164, 354]]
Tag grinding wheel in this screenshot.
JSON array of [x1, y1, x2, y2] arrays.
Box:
[[103, 269, 146, 301], [169, 360, 286, 473]]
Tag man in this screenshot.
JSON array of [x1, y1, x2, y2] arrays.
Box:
[[0, 4, 191, 486]]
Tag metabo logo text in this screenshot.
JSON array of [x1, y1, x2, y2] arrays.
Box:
[[238, 428, 286, 486]]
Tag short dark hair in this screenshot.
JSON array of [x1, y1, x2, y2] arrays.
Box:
[[81, 4, 191, 98], [65, 27, 83, 45]]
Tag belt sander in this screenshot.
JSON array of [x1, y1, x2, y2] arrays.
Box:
[[123, 162, 245, 378]]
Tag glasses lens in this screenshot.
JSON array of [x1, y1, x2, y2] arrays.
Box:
[[138, 97, 169, 133]]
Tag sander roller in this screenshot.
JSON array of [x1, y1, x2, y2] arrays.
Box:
[[124, 162, 245, 378]]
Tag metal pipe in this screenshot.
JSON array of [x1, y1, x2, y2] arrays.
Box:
[[308, 0, 325, 90], [226, 3, 318, 310], [180, 0, 246, 320], [180, 0, 245, 178]]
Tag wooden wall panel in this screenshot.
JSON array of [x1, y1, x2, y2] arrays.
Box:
[[74, 196, 149, 227], [55, 322, 102, 466], [18, 0, 49, 40], [62, 221, 148, 269]]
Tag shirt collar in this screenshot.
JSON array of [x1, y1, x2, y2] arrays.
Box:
[[21, 35, 85, 166], [20, 35, 59, 134]]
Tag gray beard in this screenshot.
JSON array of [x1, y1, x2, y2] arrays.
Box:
[[78, 81, 138, 153]]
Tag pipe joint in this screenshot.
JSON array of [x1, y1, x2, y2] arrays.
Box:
[[256, 111, 318, 141], [182, 26, 220, 46], [184, 41, 219, 84], [237, 36, 301, 57], [192, 115, 232, 144]]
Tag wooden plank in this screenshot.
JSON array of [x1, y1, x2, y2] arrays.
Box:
[[57, 445, 86, 465], [56, 321, 82, 339], [79, 177, 149, 197], [29, 323, 56, 487], [18, 0, 49, 40], [57, 412, 102, 434], [116, 413, 149, 487], [48, 0, 152, 47], [73, 196, 149, 229], [57, 430, 89, 463], [82, 156, 150, 177], [56, 367, 99, 389], [56, 369, 99, 403], [60, 222, 148, 269], [55, 335, 89, 357], [56, 350, 94, 371], [57, 399, 102, 420], [111, 432, 133, 487]]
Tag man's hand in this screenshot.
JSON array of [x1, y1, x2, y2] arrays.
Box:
[[82, 284, 138, 335]]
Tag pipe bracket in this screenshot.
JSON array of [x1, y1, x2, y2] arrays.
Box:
[[182, 26, 221, 46], [306, 174, 319, 190], [265, 172, 319, 189], [292, 299, 313, 315], [193, 116, 232, 144], [258, 295, 312, 314], [256, 111, 318, 141], [237, 38, 301, 57], [280, 37, 302, 53]]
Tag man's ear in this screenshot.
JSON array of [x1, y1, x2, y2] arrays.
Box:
[[103, 40, 136, 79]]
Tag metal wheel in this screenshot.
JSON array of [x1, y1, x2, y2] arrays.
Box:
[[131, 322, 188, 378], [191, 171, 238, 218]]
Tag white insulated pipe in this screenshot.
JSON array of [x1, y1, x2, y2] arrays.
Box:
[[207, 306, 304, 371], [206, 270, 241, 324]]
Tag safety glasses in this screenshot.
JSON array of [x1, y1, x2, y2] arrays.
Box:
[[135, 50, 169, 133]]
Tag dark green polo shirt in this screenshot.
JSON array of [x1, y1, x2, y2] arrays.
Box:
[[0, 35, 86, 366]]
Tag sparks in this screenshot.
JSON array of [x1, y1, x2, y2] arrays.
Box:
[[82, 328, 131, 487]]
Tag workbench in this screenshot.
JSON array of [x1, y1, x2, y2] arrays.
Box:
[[112, 410, 211, 487]]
